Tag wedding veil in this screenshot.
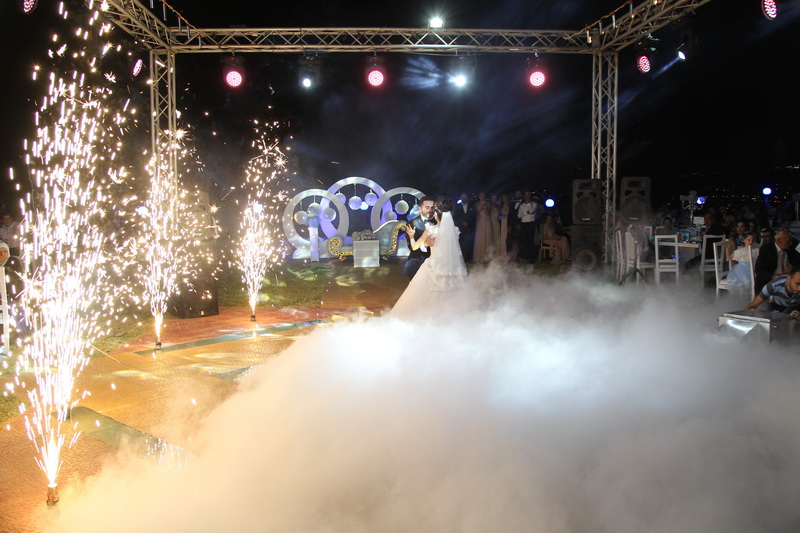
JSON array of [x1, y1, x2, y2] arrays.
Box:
[[427, 210, 468, 291]]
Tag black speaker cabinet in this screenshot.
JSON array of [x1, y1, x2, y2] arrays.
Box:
[[619, 177, 651, 224], [571, 225, 603, 271], [572, 179, 602, 226]]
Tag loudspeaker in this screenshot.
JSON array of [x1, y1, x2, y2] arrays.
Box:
[[571, 225, 603, 271], [619, 177, 651, 224], [572, 179, 602, 226]]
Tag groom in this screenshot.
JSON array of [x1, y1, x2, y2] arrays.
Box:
[[402, 196, 435, 280]]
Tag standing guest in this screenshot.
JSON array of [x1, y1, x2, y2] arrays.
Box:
[[754, 230, 800, 293], [541, 214, 570, 264], [507, 190, 523, 261], [0, 213, 20, 257], [472, 192, 493, 263], [761, 228, 774, 246], [745, 266, 800, 316], [489, 195, 501, 257], [497, 194, 510, 260], [517, 191, 538, 262], [402, 197, 435, 280], [452, 192, 475, 263]]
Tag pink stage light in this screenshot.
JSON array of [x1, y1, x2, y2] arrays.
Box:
[[367, 69, 385, 87], [529, 70, 546, 87], [762, 0, 778, 20], [636, 54, 652, 74], [225, 70, 243, 88]]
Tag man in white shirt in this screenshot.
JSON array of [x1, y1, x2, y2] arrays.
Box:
[[0, 214, 19, 257]]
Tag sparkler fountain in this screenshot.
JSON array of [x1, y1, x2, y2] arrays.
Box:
[[140, 131, 206, 348], [16, 2, 136, 504], [234, 124, 290, 322]]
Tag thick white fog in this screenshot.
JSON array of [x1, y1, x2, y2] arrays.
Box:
[[42, 264, 800, 532]]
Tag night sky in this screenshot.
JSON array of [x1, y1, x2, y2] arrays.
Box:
[[1, 0, 798, 212]]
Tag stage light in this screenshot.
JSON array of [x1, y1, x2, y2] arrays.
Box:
[[634, 35, 658, 74], [544, 198, 555, 208], [762, 187, 773, 195], [132, 57, 145, 77], [298, 54, 321, 89], [429, 16, 445, 29], [636, 53, 652, 74], [526, 56, 546, 88], [18, 0, 37, 13], [696, 197, 706, 205], [222, 56, 245, 88], [762, 0, 778, 20], [449, 55, 474, 88], [365, 56, 387, 88]]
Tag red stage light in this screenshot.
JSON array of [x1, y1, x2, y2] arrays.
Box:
[[636, 54, 652, 74], [762, 0, 778, 20], [225, 70, 243, 88], [529, 70, 546, 87], [367, 69, 385, 87], [365, 56, 387, 88]]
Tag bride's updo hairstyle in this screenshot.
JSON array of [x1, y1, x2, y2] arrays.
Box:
[[435, 195, 454, 213]]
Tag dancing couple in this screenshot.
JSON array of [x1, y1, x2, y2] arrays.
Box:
[[392, 195, 468, 317]]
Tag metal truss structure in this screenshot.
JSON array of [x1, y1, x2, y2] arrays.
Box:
[[99, 0, 714, 262]]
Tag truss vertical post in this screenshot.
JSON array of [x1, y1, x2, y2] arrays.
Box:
[[591, 50, 618, 264], [149, 48, 177, 175]]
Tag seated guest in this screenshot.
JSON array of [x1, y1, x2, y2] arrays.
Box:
[[745, 266, 800, 318], [726, 232, 759, 290], [655, 216, 677, 235], [729, 219, 747, 249], [754, 230, 800, 293], [761, 228, 774, 246], [541, 214, 570, 264]]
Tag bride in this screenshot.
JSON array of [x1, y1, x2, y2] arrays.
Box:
[[391, 195, 468, 317]]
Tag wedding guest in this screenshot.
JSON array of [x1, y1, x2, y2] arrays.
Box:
[[472, 192, 493, 263], [507, 190, 523, 261], [745, 266, 800, 316], [489, 195, 501, 257], [517, 191, 538, 262], [0, 213, 20, 257], [497, 194, 510, 260], [541, 214, 570, 264], [754, 230, 800, 293], [726, 232, 759, 290], [452, 192, 475, 262]]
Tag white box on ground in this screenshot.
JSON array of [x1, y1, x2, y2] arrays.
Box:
[[353, 240, 380, 267]]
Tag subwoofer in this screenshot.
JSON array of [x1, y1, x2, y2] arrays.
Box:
[[571, 225, 603, 271], [572, 179, 602, 226], [619, 177, 651, 224]]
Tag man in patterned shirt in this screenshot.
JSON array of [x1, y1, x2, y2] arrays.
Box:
[[745, 265, 800, 318]]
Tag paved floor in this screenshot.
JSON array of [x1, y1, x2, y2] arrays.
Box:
[[0, 259, 408, 533]]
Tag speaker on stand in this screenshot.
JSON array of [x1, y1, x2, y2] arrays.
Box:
[[619, 177, 651, 225], [570, 179, 603, 271]]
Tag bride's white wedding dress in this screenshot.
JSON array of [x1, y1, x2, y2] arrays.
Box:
[[391, 211, 468, 318]]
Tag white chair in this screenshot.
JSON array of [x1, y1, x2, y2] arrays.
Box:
[[624, 232, 654, 283], [699, 234, 725, 285], [654, 235, 680, 284], [713, 241, 730, 295]]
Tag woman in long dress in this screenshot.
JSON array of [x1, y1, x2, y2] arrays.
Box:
[[472, 192, 493, 263], [391, 196, 468, 318]]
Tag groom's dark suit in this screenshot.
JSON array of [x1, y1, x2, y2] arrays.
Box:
[[754, 241, 800, 293], [402, 215, 432, 279]]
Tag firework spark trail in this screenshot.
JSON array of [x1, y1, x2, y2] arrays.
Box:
[[141, 131, 207, 345], [234, 124, 290, 319], [9, 0, 141, 501], [19, 48, 132, 495]]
